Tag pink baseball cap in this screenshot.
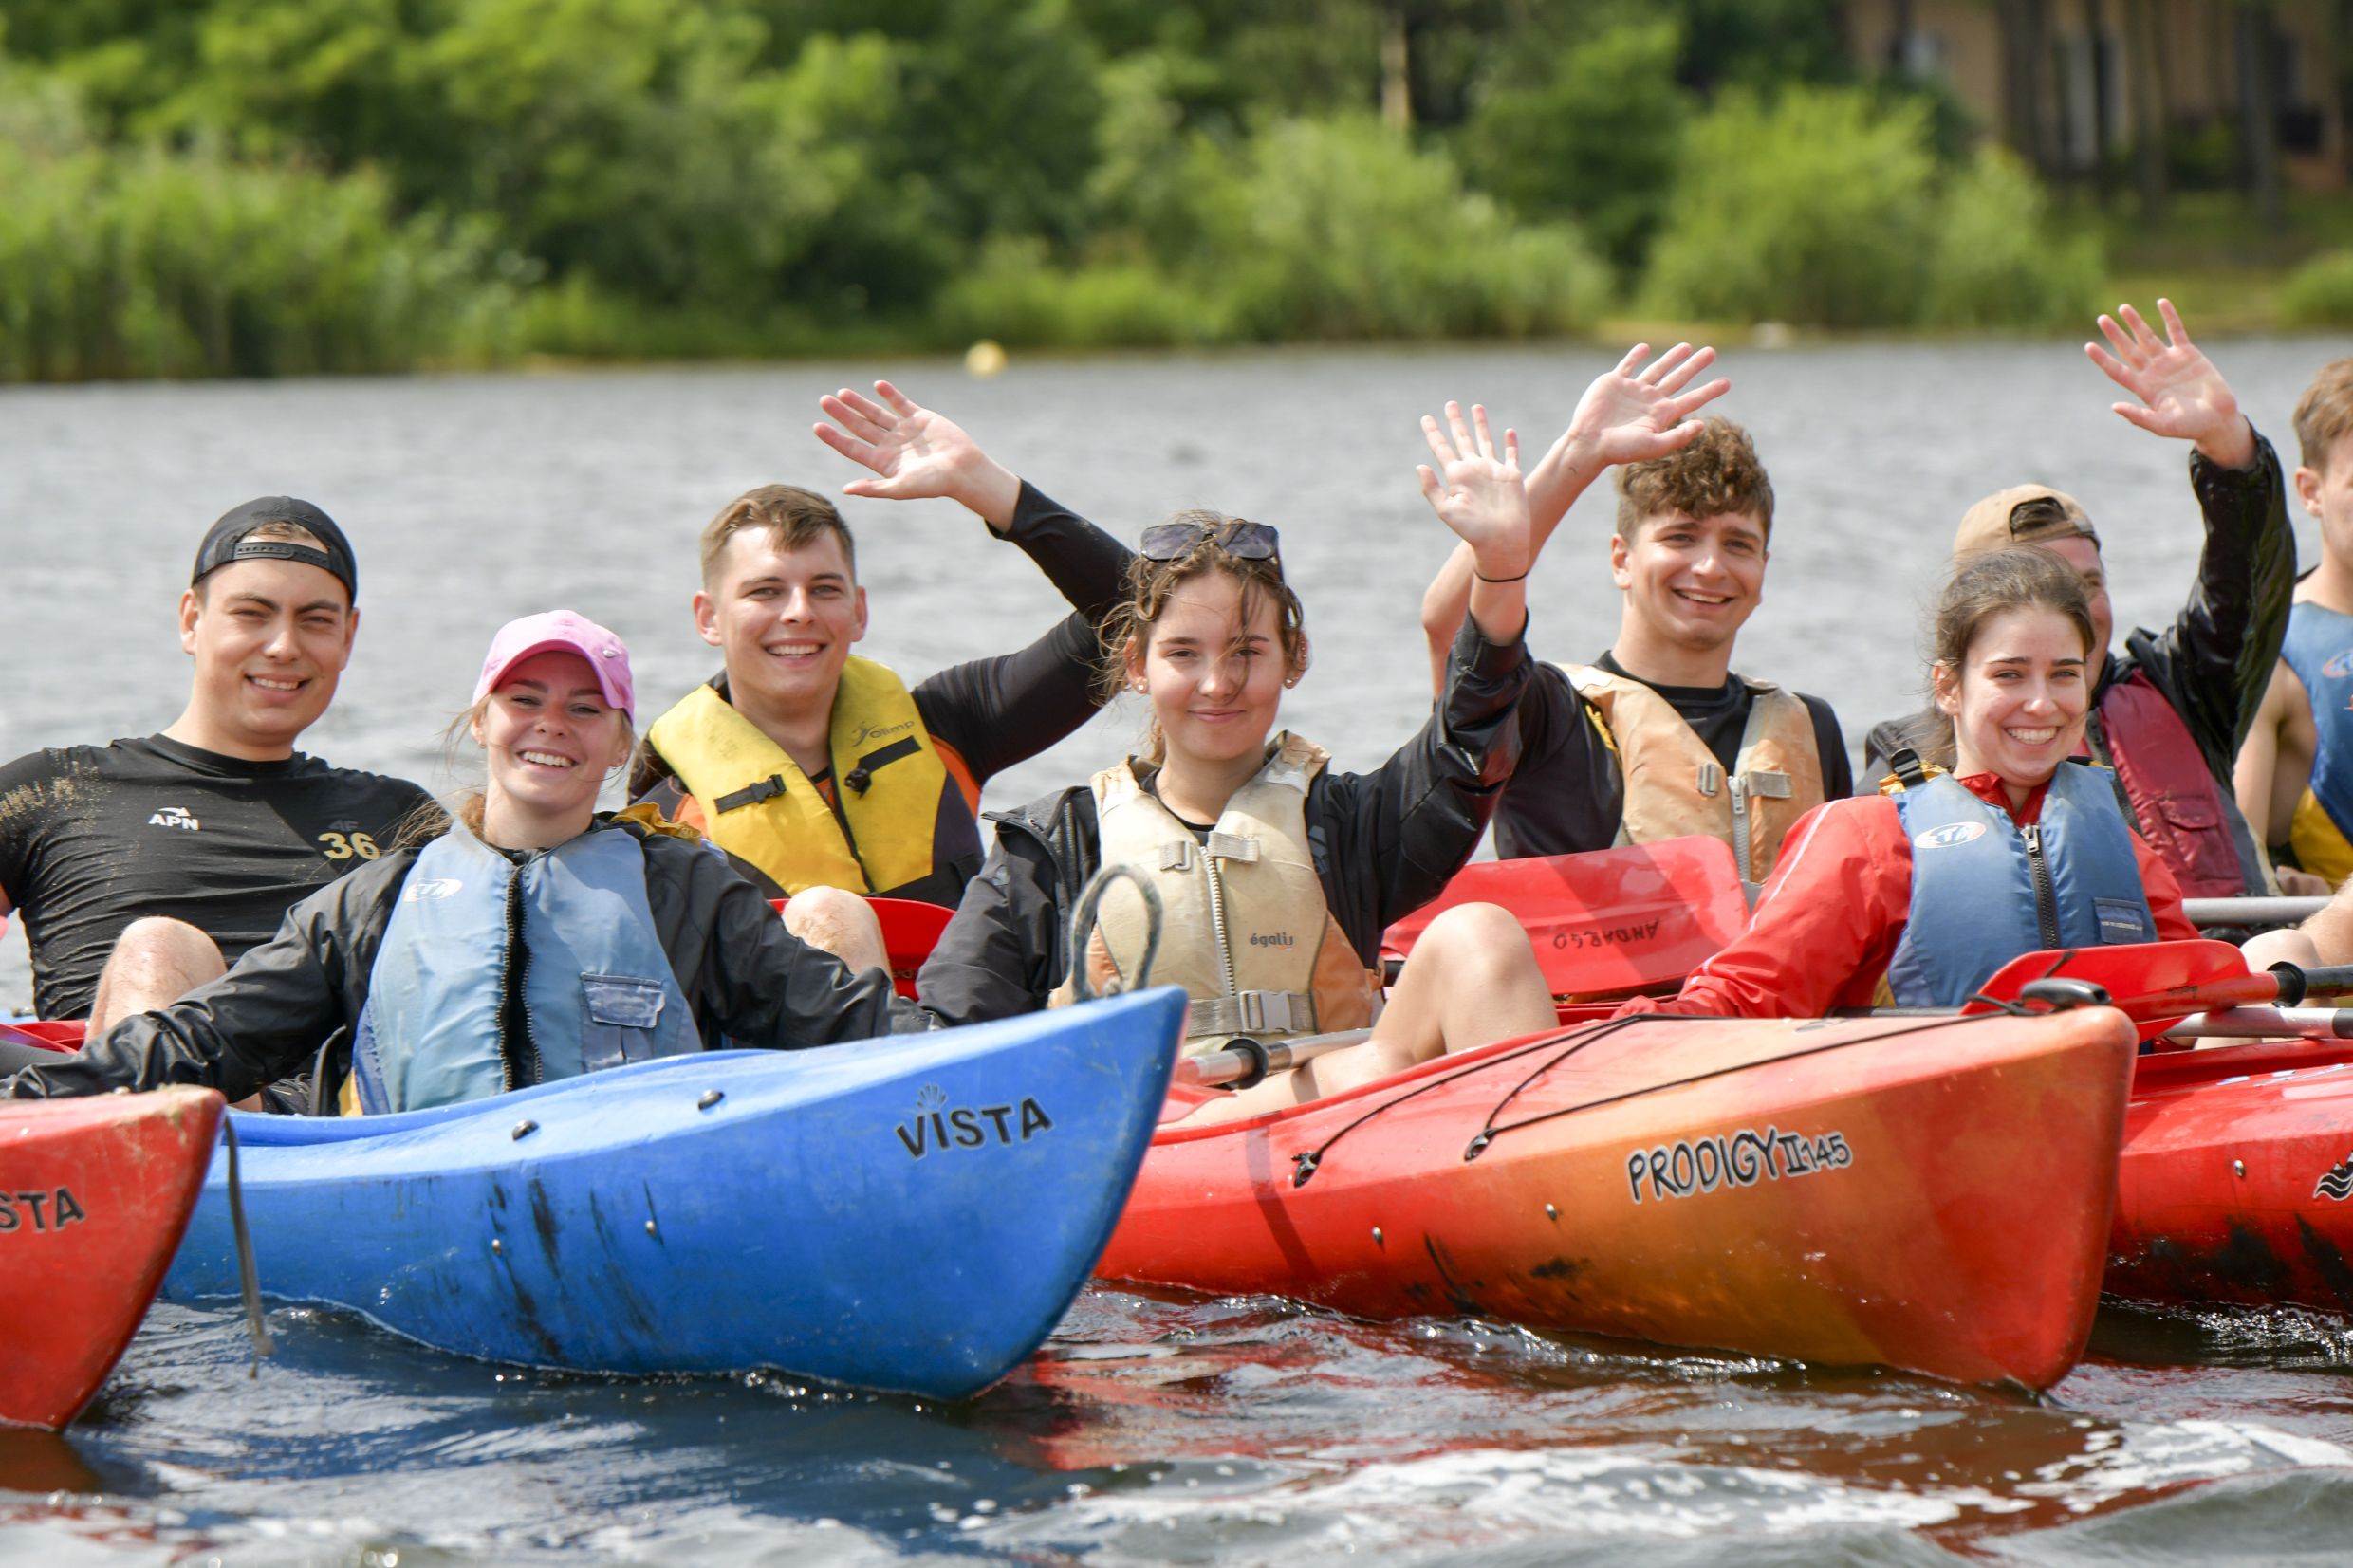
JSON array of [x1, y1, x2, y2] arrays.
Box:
[[474, 610, 636, 718]]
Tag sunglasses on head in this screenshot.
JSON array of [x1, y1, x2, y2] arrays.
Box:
[[1139, 519, 1282, 562]]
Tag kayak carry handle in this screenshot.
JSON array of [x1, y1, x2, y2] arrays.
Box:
[[1068, 863, 1163, 1002]]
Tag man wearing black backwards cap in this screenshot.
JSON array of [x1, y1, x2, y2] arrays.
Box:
[[0, 499, 430, 1046]]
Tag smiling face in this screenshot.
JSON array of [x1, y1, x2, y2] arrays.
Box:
[[176, 559, 358, 759], [1125, 568, 1298, 771], [693, 528, 867, 721], [1935, 606, 2092, 795], [471, 651, 633, 841], [1611, 508, 1767, 655]]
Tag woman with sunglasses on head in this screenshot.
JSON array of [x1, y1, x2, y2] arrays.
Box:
[[5, 612, 923, 1112], [1622, 548, 2196, 1021], [917, 408, 1562, 1120]]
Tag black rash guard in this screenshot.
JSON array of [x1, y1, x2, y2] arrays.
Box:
[[1491, 652, 1852, 860], [0, 735, 431, 1020]]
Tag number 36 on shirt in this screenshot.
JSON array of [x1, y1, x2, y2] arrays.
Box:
[[317, 831, 380, 860]]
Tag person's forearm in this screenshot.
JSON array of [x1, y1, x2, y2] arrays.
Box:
[[1525, 428, 1609, 538], [1420, 544, 1476, 696], [2195, 414, 2259, 472], [998, 483, 1137, 626]]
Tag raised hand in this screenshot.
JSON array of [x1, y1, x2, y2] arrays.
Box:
[[2085, 299, 2256, 469], [813, 380, 1021, 526], [1560, 342, 1732, 470], [1417, 401, 1530, 573]]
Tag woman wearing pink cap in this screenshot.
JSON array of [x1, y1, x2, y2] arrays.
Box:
[[5, 612, 922, 1114]]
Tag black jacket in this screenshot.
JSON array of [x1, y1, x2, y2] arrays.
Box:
[[916, 618, 1532, 1025], [1864, 433, 2293, 889], [3, 818, 926, 1108]]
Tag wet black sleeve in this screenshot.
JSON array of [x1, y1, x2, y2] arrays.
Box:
[[2121, 430, 2295, 771], [3, 856, 406, 1101], [1802, 694, 1855, 802], [911, 486, 1136, 788], [1308, 617, 1532, 962], [1491, 664, 1627, 858], [916, 810, 1086, 1027], [641, 836, 924, 1045], [0, 749, 57, 910]]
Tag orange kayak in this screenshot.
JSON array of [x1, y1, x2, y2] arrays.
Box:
[[0, 1087, 223, 1430], [1100, 1005, 2137, 1389]]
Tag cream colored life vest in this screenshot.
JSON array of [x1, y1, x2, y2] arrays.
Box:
[[1563, 663, 1826, 883], [1050, 732, 1378, 1055], [644, 658, 953, 896]]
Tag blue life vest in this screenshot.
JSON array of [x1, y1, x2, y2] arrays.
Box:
[[2280, 600, 2353, 879], [352, 821, 699, 1113], [1883, 763, 2155, 1008]]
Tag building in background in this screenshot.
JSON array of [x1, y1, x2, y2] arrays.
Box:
[[1849, 1, 2347, 217]]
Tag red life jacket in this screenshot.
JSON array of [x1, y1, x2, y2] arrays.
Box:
[[2088, 671, 2250, 898]]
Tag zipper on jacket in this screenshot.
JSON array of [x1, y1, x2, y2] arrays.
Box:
[[496, 872, 528, 1093], [1203, 849, 1240, 998], [1729, 775, 1754, 883], [2022, 823, 2061, 949]]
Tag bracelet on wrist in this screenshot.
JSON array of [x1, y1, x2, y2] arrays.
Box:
[[1472, 564, 1531, 583]]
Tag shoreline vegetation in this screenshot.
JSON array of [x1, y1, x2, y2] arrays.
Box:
[[4, 3, 2351, 383]]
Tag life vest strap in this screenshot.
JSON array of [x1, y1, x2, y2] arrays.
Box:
[[1189, 988, 1316, 1037], [845, 735, 923, 795], [713, 775, 789, 813], [1207, 832, 1259, 862], [1746, 770, 1793, 800]]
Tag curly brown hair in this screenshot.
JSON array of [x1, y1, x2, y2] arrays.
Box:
[[1097, 511, 1309, 765], [1615, 416, 1774, 544]]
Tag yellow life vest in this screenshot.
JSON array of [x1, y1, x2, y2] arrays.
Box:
[[644, 659, 953, 897], [1049, 732, 1379, 1055], [1563, 663, 1825, 884], [2289, 788, 2353, 889]]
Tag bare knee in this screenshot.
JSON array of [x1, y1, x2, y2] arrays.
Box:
[[90, 917, 226, 1032], [1411, 902, 1539, 979], [783, 888, 888, 972]]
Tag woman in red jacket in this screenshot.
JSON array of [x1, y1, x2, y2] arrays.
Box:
[[1635, 547, 2196, 1019]]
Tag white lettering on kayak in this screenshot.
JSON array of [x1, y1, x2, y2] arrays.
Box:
[[1624, 1126, 1853, 1205], [1546, 917, 1662, 952]]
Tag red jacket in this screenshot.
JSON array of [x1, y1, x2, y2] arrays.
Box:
[[1626, 771, 2196, 1019]]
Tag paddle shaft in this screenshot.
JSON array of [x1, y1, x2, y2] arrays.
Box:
[[2184, 896, 2328, 928], [2163, 1007, 2353, 1042], [1174, 1028, 1376, 1090]]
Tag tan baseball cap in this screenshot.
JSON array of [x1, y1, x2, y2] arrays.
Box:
[[1952, 485, 2102, 562]]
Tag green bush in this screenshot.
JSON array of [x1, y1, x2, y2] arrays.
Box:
[[0, 139, 520, 379], [1922, 147, 2103, 330], [2280, 250, 2353, 328], [1195, 117, 1612, 341], [1645, 86, 2101, 331], [936, 238, 1220, 348]]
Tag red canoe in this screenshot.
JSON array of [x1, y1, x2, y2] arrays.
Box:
[[1102, 1004, 2137, 1390], [0, 1087, 224, 1430]]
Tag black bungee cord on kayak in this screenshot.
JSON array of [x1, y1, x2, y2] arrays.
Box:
[[1067, 863, 1163, 1000]]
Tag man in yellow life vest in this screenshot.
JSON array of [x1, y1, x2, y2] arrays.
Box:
[[629, 381, 1133, 906], [1419, 346, 1850, 885]]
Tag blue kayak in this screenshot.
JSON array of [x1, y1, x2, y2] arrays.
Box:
[[163, 987, 1183, 1399]]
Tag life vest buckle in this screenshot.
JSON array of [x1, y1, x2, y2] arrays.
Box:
[[1160, 841, 1194, 872], [1747, 770, 1793, 800], [1696, 763, 1724, 798], [713, 775, 788, 813]]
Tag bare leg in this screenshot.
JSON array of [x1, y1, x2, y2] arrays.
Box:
[[89, 917, 227, 1035], [783, 887, 891, 975], [1181, 902, 1554, 1123]]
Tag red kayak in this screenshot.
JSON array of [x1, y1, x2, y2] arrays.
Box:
[[2106, 1038, 2353, 1311], [0, 1087, 224, 1430], [1102, 1003, 2136, 1389]]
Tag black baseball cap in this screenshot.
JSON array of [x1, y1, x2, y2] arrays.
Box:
[[191, 497, 359, 605]]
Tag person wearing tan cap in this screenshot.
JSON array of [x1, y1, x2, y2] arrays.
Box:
[[1865, 300, 2293, 902], [2232, 358, 2353, 894]]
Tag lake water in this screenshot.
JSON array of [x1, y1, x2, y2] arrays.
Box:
[[6, 335, 2353, 1564]]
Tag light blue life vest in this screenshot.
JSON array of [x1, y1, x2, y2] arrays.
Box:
[[2281, 601, 2353, 853], [1883, 763, 2155, 1008], [351, 821, 700, 1114]]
